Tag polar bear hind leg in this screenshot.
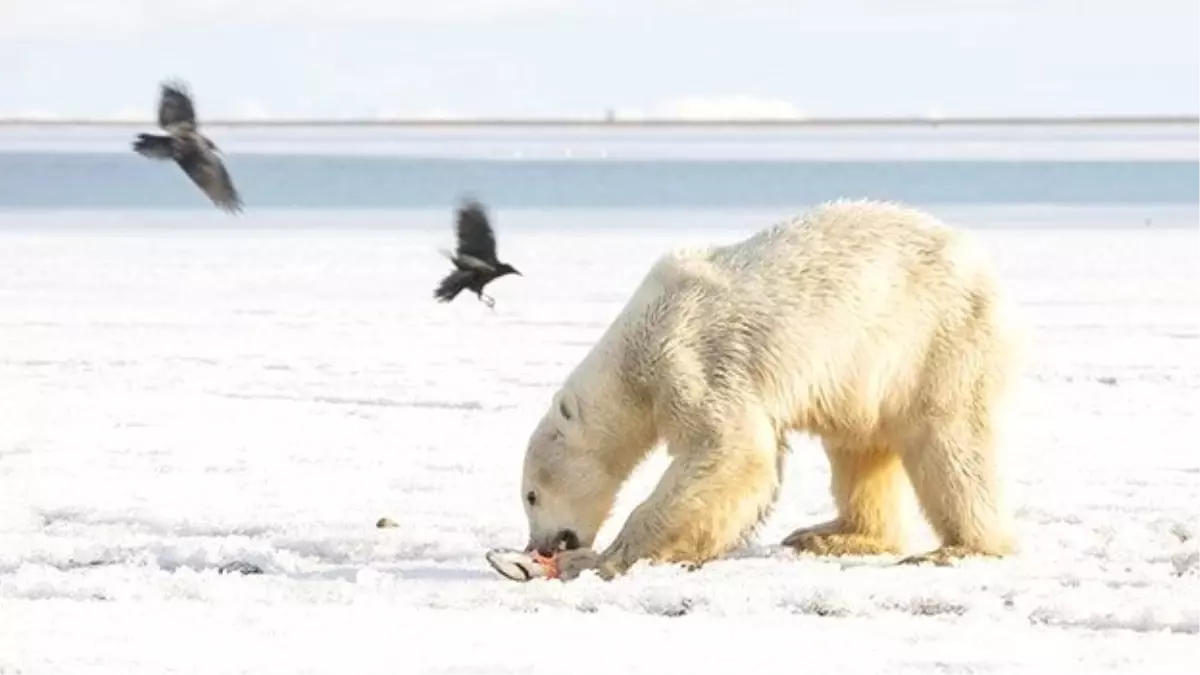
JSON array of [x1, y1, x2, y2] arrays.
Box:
[[783, 438, 909, 557], [897, 291, 1018, 566], [896, 418, 1015, 566]]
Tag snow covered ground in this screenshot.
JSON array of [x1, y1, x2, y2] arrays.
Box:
[[1, 206, 1197, 674]]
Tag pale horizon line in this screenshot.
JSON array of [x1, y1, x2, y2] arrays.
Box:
[[1, 114, 1197, 129]]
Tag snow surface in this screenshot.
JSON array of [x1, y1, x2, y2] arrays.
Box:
[[1, 207, 1197, 674]]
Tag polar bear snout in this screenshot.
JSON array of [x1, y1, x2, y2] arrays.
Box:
[[526, 529, 582, 556]]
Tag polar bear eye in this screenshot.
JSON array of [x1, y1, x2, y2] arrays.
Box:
[[558, 400, 572, 421], [525, 490, 537, 507]]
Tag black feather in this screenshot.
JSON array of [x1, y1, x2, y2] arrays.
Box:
[[455, 199, 500, 266], [433, 199, 521, 308], [158, 80, 198, 133], [132, 133, 174, 160], [175, 141, 243, 213], [131, 78, 242, 214], [434, 269, 476, 303]]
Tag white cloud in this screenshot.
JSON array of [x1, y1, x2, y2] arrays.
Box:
[[622, 96, 807, 121], [410, 108, 469, 121], [369, 107, 466, 120], [237, 100, 272, 121], [0, 107, 61, 120], [107, 106, 145, 121]]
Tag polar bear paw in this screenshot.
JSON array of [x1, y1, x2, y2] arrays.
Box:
[[782, 526, 903, 558], [897, 545, 1006, 567]]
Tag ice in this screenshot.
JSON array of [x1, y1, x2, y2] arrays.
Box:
[[1, 122, 1197, 160], [0, 206, 1197, 674]]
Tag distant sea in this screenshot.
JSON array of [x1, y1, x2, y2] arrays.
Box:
[[0, 122, 1196, 212]]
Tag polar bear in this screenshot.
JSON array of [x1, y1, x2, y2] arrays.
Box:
[[518, 199, 1022, 581]]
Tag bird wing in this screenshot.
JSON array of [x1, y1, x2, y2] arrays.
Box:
[[436, 247, 482, 267], [454, 200, 499, 264], [158, 81, 198, 133], [175, 143, 243, 213], [457, 253, 496, 271]]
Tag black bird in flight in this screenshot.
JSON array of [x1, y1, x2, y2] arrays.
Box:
[[435, 199, 522, 309], [131, 80, 243, 213]]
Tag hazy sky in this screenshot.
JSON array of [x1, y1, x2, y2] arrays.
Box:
[[2, 0, 1196, 119]]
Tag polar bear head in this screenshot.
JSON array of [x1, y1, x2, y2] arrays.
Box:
[[519, 388, 623, 556]]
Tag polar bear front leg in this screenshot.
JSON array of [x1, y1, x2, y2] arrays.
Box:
[[592, 406, 783, 579]]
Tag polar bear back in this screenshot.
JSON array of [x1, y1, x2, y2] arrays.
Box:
[[606, 199, 1016, 441]]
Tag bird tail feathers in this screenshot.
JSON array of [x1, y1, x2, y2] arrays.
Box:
[[434, 270, 473, 303]]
